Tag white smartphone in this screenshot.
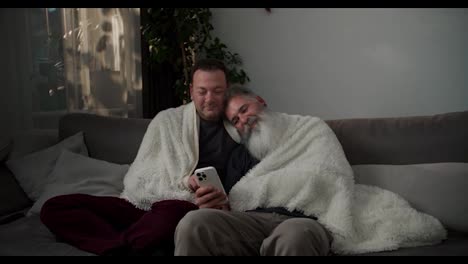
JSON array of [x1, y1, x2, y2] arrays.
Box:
[[194, 166, 226, 194]]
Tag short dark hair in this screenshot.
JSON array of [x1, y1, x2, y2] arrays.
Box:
[[190, 58, 228, 84]]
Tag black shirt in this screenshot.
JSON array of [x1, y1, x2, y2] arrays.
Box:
[[195, 118, 239, 184]]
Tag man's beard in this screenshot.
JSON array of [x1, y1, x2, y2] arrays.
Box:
[[241, 110, 281, 160]]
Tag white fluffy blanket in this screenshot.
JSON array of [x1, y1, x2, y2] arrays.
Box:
[[121, 103, 447, 254], [120, 102, 199, 210], [228, 112, 447, 254], [120, 102, 240, 210]]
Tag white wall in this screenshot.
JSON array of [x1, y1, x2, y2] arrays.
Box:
[[211, 8, 468, 119]]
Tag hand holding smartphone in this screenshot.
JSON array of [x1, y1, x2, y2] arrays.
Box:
[[194, 166, 226, 194]]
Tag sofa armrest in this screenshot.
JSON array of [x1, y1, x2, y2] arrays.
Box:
[[0, 163, 31, 218], [0, 209, 27, 225]]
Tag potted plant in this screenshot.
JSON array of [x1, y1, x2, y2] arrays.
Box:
[[141, 8, 250, 105]]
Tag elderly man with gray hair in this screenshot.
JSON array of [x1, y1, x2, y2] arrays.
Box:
[[174, 85, 446, 256], [174, 85, 333, 256]]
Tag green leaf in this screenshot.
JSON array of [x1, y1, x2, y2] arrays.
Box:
[[143, 8, 249, 104]]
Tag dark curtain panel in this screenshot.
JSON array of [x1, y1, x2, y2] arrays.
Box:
[[140, 8, 182, 119]]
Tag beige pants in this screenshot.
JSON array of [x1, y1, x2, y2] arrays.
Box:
[[174, 209, 332, 256]]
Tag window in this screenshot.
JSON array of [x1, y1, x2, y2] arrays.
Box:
[[0, 8, 142, 135]]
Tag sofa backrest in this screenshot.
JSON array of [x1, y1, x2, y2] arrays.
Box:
[[58, 110, 468, 232], [60, 113, 150, 164], [60, 110, 468, 166], [326, 110, 468, 165]]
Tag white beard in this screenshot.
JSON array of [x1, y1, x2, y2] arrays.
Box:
[[242, 110, 283, 160]]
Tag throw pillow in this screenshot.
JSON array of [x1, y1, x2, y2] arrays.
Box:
[[28, 150, 129, 216], [6, 132, 88, 201], [353, 163, 468, 233]]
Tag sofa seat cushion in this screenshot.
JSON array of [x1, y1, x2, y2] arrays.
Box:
[[352, 231, 468, 256], [353, 163, 468, 233], [0, 215, 94, 256]]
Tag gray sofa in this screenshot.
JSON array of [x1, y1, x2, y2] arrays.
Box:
[[0, 110, 467, 256]]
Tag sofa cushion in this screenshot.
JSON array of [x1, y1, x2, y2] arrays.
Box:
[[352, 231, 468, 256], [6, 132, 88, 201], [0, 215, 95, 256], [327, 111, 468, 165], [28, 150, 129, 215], [353, 163, 468, 233], [0, 214, 173, 256], [59, 113, 150, 164]]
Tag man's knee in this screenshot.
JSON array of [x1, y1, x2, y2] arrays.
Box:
[[174, 209, 227, 255], [175, 208, 220, 236], [262, 218, 332, 256]]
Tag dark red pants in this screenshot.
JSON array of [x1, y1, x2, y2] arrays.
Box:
[[40, 194, 198, 255]]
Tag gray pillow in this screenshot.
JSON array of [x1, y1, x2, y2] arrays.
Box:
[[6, 132, 88, 201], [353, 163, 468, 233], [29, 150, 129, 216]]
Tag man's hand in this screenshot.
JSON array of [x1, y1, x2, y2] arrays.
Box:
[[188, 174, 200, 192], [188, 175, 230, 210], [195, 185, 230, 210]]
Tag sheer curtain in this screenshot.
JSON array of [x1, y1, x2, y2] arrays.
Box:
[[62, 8, 142, 118], [0, 8, 142, 143]]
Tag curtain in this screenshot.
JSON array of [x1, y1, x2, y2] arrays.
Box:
[[0, 8, 143, 146], [61, 8, 142, 118], [0, 8, 142, 143]]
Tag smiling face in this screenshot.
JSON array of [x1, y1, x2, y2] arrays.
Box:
[[190, 69, 228, 122], [225, 95, 265, 135], [226, 98, 278, 160]]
